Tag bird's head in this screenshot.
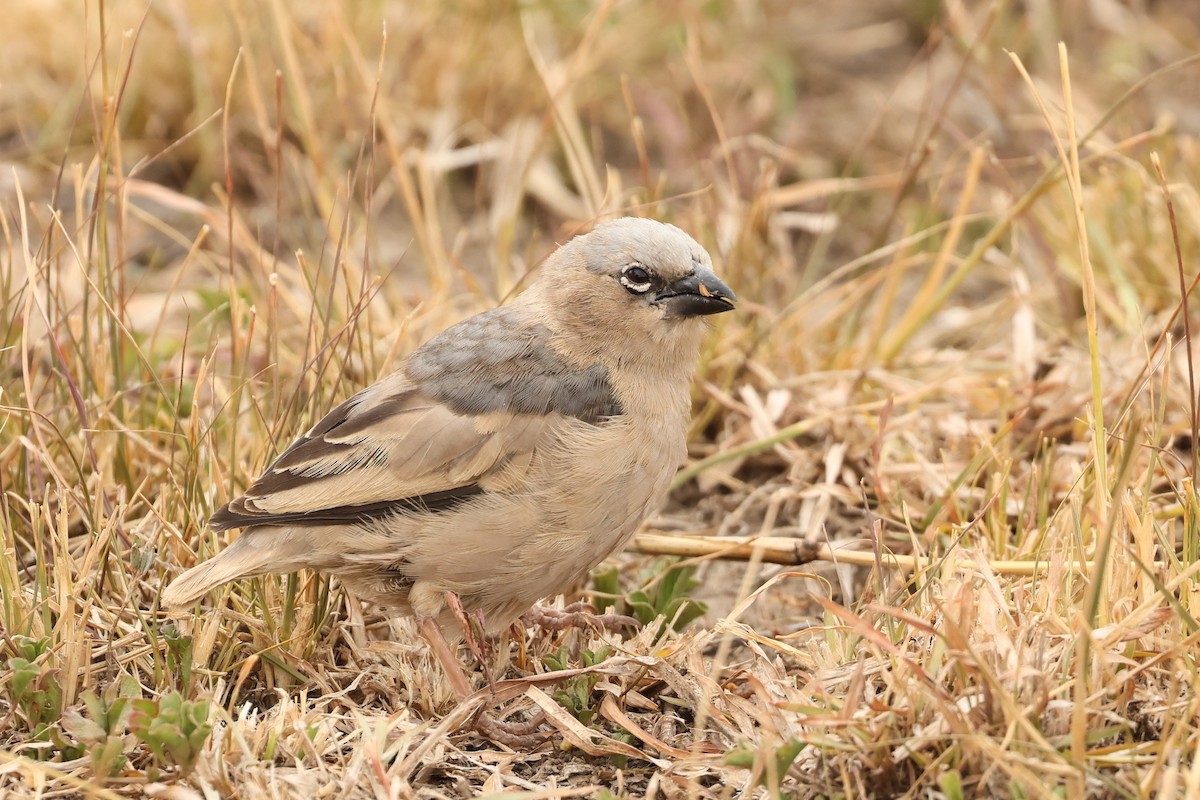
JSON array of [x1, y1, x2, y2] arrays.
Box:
[[533, 218, 736, 362]]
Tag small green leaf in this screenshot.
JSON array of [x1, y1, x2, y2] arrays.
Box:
[[591, 567, 623, 613], [939, 769, 964, 800], [88, 737, 129, 779], [725, 737, 806, 789], [60, 707, 107, 742], [9, 658, 37, 701], [725, 741, 756, 768], [12, 635, 51, 662]]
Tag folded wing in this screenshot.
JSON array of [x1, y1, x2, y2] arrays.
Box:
[[209, 306, 621, 531]]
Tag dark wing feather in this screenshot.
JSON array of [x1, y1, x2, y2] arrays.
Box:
[[210, 485, 483, 530]]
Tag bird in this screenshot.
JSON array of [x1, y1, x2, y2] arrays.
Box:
[[162, 217, 735, 725]]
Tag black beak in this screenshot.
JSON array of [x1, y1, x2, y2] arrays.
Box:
[[653, 268, 736, 319]]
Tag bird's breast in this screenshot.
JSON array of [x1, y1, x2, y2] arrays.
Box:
[[524, 408, 686, 564]]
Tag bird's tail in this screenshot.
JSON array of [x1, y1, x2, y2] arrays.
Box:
[[161, 531, 310, 608]]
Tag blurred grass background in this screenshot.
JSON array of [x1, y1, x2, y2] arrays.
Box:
[[4, 0, 1200, 797]]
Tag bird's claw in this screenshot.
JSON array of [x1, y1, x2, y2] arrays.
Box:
[[471, 709, 548, 749], [522, 602, 641, 632]]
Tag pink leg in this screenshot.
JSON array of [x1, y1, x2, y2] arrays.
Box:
[[416, 604, 547, 748], [443, 590, 491, 668], [417, 614, 472, 698]]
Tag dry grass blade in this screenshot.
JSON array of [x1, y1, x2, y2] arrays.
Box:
[[597, 694, 693, 760], [525, 686, 663, 765]]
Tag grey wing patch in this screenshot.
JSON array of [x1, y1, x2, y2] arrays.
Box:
[[406, 306, 623, 422]]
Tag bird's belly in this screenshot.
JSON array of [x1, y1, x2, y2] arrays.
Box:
[[400, 416, 684, 624]]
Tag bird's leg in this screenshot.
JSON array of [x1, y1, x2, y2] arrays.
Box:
[[472, 607, 491, 672], [416, 614, 473, 698], [417, 603, 547, 748], [522, 601, 640, 632], [443, 590, 491, 669]]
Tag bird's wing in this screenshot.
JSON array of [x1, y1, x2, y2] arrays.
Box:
[[210, 306, 621, 530]]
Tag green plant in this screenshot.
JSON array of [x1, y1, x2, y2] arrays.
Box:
[[544, 645, 639, 765], [129, 691, 213, 775], [60, 678, 142, 779], [593, 558, 708, 638], [6, 635, 63, 741], [162, 624, 194, 690], [726, 737, 806, 797], [545, 645, 612, 727]]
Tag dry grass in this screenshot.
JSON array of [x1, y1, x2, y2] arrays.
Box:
[[4, 0, 1200, 797]]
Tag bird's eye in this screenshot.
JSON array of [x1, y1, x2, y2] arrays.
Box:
[[620, 265, 653, 294]]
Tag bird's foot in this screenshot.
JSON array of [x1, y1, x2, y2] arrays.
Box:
[[522, 601, 640, 633], [472, 710, 548, 749]]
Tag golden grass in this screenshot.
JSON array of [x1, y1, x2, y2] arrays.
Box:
[[4, 0, 1200, 797]]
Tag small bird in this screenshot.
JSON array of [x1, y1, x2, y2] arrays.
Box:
[[163, 217, 734, 709]]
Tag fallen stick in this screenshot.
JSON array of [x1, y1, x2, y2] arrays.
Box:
[[630, 532, 1095, 577]]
